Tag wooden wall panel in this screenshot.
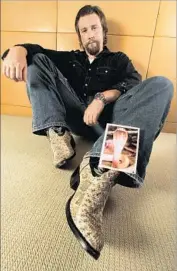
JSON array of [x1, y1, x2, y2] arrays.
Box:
[[57, 1, 160, 36], [147, 37, 176, 80], [2, 1, 57, 32], [155, 1, 176, 37]]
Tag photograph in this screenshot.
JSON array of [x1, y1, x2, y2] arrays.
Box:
[[99, 123, 140, 174]]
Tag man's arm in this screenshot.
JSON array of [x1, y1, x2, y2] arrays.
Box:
[[1, 43, 44, 64], [101, 89, 121, 103], [1, 43, 70, 67], [111, 52, 142, 95], [1, 43, 71, 82], [93, 52, 142, 106]]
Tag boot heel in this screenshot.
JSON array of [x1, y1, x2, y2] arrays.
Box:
[[70, 166, 80, 190]]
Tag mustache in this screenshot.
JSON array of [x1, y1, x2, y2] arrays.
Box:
[[87, 40, 97, 45]]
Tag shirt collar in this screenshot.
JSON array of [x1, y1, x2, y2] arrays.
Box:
[[96, 46, 110, 58]]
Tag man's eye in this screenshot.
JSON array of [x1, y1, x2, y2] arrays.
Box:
[[82, 29, 87, 33], [92, 26, 97, 30]]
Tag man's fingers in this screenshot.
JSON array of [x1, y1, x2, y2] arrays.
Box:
[[89, 113, 98, 126], [89, 116, 95, 125], [92, 119, 97, 125], [2, 58, 27, 82], [84, 112, 91, 126], [10, 66, 16, 80], [85, 112, 91, 125], [92, 114, 98, 125], [2, 63, 6, 75], [4, 65, 18, 82], [5, 66, 10, 78], [16, 63, 22, 81], [83, 112, 87, 124], [84, 111, 98, 126], [88, 113, 95, 126]]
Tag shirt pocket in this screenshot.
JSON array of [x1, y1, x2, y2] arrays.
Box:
[[96, 66, 117, 82]]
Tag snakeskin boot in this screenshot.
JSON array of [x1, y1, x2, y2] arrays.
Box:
[[48, 127, 76, 168], [66, 152, 119, 260]]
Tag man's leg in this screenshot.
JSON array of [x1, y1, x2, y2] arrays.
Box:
[[27, 53, 84, 135], [66, 76, 173, 259], [90, 76, 174, 187], [26, 53, 103, 167]]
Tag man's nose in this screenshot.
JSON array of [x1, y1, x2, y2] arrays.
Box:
[[88, 29, 95, 39]]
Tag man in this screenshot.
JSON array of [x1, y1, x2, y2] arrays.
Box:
[[2, 5, 173, 260]]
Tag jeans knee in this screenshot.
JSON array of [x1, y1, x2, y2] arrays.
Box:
[[158, 76, 174, 99], [27, 53, 51, 84], [147, 76, 174, 98]]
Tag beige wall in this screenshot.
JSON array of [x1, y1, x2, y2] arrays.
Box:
[[1, 1, 176, 133]]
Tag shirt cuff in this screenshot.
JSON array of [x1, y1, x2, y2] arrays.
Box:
[[112, 82, 127, 94]]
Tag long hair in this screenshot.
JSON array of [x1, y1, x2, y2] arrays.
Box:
[[75, 5, 108, 48]]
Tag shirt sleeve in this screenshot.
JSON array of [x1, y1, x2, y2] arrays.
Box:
[[112, 52, 142, 94], [1, 43, 71, 69]]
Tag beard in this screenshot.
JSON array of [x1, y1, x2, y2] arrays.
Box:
[[85, 40, 100, 56]]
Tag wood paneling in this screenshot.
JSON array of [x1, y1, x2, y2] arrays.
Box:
[[57, 1, 160, 36], [155, 1, 176, 37], [1, 105, 32, 117], [2, 1, 57, 32], [147, 38, 176, 80]]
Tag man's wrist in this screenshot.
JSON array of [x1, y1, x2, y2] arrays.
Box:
[[94, 92, 107, 105]]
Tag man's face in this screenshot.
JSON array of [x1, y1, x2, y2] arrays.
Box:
[[78, 13, 104, 56]]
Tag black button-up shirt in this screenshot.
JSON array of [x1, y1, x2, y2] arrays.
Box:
[[2, 44, 142, 103]]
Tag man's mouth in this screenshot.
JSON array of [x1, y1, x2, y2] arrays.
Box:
[[88, 41, 96, 45]]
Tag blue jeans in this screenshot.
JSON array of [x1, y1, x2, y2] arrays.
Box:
[[27, 54, 174, 188]]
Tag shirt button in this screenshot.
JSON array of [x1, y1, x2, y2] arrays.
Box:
[[85, 83, 88, 87], [84, 93, 86, 96], [73, 64, 75, 67], [105, 70, 108, 73], [88, 68, 91, 71]]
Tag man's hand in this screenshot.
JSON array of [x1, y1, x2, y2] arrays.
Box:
[[2, 46, 28, 82], [83, 99, 105, 126]]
